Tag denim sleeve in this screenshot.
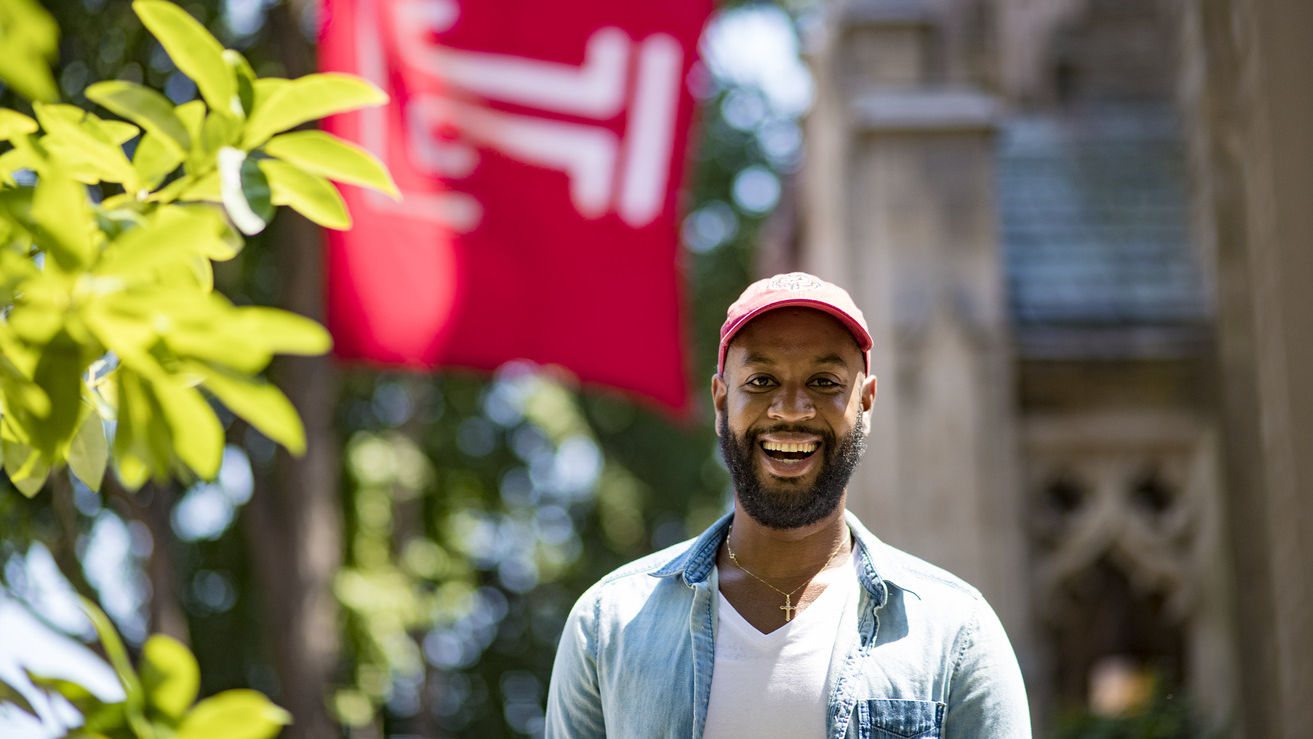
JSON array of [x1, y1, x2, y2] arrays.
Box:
[[943, 601, 1031, 739], [545, 591, 607, 739]]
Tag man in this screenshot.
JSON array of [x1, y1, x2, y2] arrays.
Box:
[[546, 273, 1030, 737]]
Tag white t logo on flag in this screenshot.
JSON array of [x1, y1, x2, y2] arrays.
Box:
[[355, 0, 683, 232]]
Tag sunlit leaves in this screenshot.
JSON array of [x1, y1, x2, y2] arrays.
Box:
[[195, 363, 307, 456], [0, 0, 391, 494], [175, 689, 292, 739], [79, 596, 147, 725], [133, 0, 238, 115], [265, 130, 400, 199], [86, 80, 192, 156], [28, 164, 94, 269], [0, 110, 39, 141], [260, 157, 351, 230], [8, 599, 290, 738], [33, 103, 140, 188], [242, 73, 388, 147], [141, 634, 200, 722], [67, 406, 107, 491], [2, 437, 49, 497], [0, 0, 59, 102], [155, 375, 224, 480], [237, 307, 333, 356]]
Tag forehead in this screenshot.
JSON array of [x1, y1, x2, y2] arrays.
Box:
[[725, 308, 863, 369]]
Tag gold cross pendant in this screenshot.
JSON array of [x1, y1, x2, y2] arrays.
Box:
[[780, 594, 796, 622]]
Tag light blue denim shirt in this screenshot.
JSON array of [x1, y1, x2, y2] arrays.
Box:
[[546, 511, 1030, 738]]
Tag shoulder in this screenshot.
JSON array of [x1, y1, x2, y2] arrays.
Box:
[[874, 542, 985, 605], [566, 537, 701, 624], [847, 512, 986, 609]]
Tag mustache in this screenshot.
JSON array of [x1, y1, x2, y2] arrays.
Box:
[[751, 425, 829, 435], [747, 424, 833, 439]]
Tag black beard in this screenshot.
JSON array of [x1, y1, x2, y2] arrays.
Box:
[[718, 414, 867, 530]]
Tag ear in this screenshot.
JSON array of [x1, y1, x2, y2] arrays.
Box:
[[711, 373, 728, 435], [859, 374, 877, 435]]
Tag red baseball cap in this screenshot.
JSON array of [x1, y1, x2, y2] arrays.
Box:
[[718, 272, 873, 375]]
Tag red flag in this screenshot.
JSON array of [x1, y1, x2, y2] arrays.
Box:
[[318, 0, 713, 415]]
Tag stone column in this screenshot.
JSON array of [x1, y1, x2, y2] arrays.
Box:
[[1184, 0, 1313, 736], [802, 0, 1036, 689]]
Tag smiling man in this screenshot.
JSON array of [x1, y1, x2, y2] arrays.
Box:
[[546, 273, 1030, 738]]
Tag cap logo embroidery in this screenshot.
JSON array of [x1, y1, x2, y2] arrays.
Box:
[[769, 273, 822, 292]]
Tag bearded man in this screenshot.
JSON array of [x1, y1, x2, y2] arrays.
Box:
[[546, 273, 1030, 738]]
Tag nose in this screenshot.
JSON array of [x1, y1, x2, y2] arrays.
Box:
[[767, 384, 815, 423]]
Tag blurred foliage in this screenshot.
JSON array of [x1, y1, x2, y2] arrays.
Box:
[[0, 0, 60, 102], [0, 0, 805, 736], [8, 596, 289, 738]]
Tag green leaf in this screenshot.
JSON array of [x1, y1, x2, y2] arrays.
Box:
[[0, 675, 39, 719], [115, 453, 150, 491], [97, 205, 229, 278], [0, 110, 39, 141], [30, 165, 94, 269], [248, 78, 288, 115], [258, 158, 350, 230], [33, 103, 139, 187], [1, 438, 48, 496], [152, 376, 223, 480], [238, 307, 333, 356], [217, 147, 271, 235], [68, 406, 107, 492], [200, 110, 241, 157], [99, 120, 141, 145], [140, 635, 200, 723], [24, 670, 132, 735], [175, 170, 221, 203], [242, 73, 387, 147], [86, 80, 191, 156], [133, 0, 238, 115], [113, 369, 159, 489], [29, 334, 85, 457], [133, 131, 185, 190], [0, 147, 40, 181], [2, 0, 58, 57], [265, 130, 399, 198], [175, 689, 291, 739], [165, 317, 273, 375], [82, 307, 167, 380], [77, 597, 143, 710], [175, 100, 206, 143], [0, 53, 59, 104], [224, 50, 258, 119], [7, 296, 65, 347], [0, 324, 48, 414], [25, 671, 105, 715], [195, 364, 305, 455], [25, 668, 127, 734], [0, 0, 59, 102]]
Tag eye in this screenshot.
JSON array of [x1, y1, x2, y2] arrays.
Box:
[[809, 376, 842, 390], [745, 375, 776, 389]]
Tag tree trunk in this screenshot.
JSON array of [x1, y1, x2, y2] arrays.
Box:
[[243, 4, 344, 735]]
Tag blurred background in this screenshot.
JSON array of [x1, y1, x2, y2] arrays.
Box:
[[2, 0, 1310, 737]]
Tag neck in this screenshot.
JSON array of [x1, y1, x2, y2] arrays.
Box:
[[726, 507, 851, 581]]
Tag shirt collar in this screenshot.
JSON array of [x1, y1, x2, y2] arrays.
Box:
[[650, 509, 905, 607]]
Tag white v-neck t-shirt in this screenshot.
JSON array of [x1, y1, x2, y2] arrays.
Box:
[[702, 560, 857, 738]]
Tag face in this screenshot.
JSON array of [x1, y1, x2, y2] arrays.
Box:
[[713, 308, 876, 530]]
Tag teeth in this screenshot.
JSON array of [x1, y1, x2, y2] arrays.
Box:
[[761, 441, 818, 453]]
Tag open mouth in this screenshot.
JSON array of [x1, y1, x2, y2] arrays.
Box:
[[760, 440, 819, 462]]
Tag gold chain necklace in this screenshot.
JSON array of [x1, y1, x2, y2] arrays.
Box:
[[724, 525, 849, 622]]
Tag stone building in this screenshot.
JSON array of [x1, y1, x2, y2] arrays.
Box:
[[787, 0, 1313, 735]]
